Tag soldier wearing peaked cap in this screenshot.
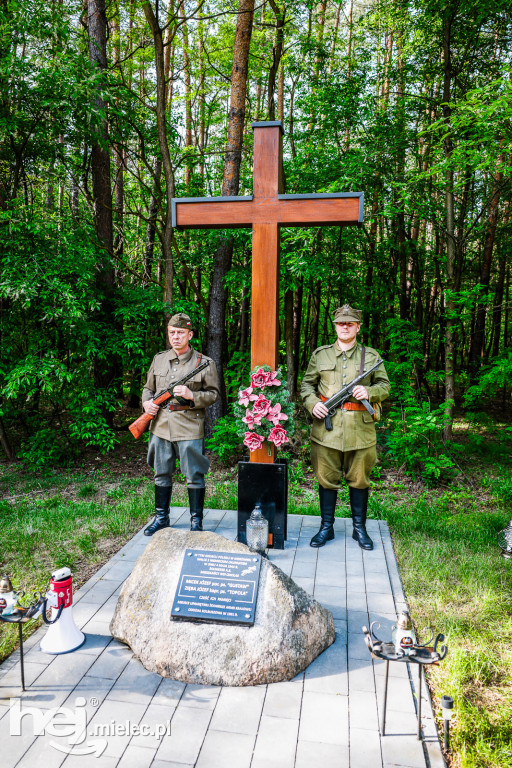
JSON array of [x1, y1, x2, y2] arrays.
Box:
[[141, 313, 220, 535], [300, 304, 390, 550]]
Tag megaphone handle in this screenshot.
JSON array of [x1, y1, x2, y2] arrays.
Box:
[[42, 599, 64, 625]]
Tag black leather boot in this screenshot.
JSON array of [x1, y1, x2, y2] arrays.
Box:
[[350, 487, 373, 550], [189, 487, 205, 531], [144, 485, 172, 536], [310, 486, 337, 547]]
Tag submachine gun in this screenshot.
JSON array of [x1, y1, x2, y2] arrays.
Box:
[[128, 360, 210, 439], [321, 359, 383, 431]]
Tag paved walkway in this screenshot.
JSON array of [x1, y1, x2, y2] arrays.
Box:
[[1, 509, 445, 768]]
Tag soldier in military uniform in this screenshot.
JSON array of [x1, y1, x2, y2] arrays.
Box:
[[142, 313, 220, 535], [301, 305, 390, 550]]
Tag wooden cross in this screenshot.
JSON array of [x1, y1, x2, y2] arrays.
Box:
[[172, 121, 364, 464]]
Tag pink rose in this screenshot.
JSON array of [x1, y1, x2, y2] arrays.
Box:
[[251, 368, 272, 389], [243, 432, 265, 452], [267, 370, 281, 386], [242, 410, 262, 429], [238, 387, 257, 407], [266, 403, 289, 426], [252, 394, 271, 418], [268, 425, 288, 447]]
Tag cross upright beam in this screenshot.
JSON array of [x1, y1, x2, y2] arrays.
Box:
[[172, 121, 364, 463]]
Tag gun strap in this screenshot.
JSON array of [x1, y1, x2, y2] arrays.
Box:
[[359, 346, 366, 376]]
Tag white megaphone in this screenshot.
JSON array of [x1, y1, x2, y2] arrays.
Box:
[[40, 567, 85, 654]]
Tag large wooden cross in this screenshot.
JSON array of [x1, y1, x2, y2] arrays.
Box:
[[172, 121, 364, 464]]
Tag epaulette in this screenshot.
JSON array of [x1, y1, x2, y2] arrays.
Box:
[[314, 344, 334, 353], [155, 349, 169, 356]]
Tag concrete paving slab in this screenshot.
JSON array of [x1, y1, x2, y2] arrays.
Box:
[[251, 714, 299, 768], [209, 686, 265, 735], [263, 680, 302, 720], [295, 740, 349, 768], [155, 704, 212, 764], [1, 513, 444, 768], [196, 729, 255, 768], [299, 691, 349, 745]]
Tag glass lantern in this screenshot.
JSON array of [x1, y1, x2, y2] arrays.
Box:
[[246, 504, 269, 553], [392, 610, 417, 655]]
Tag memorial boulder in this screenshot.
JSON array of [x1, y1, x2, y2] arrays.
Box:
[[110, 529, 335, 686]]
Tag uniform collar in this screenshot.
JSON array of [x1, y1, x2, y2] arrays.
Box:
[[170, 347, 194, 364], [334, 340, 359, 357]]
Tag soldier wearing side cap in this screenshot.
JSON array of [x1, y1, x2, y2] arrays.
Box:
[[141, 313, 220, 535], [300, 305, 390, 550]]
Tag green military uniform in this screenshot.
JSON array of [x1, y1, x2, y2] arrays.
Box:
[[300, 303, 390, 551], [301, 342, 390, 489]]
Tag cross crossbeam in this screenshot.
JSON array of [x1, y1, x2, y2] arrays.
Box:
[[172, 121, 364, 463]]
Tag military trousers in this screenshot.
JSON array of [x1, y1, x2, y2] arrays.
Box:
[[311, 441, 377, 490], [147, 433, 210, 489]]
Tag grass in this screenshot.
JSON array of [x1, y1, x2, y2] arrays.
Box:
[[1, 432, 511, 768], [369, 483, 512, 768]]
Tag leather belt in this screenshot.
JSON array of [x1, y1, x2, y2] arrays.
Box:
[[167, 403, 191, 412], [319, 395, 366, 412]]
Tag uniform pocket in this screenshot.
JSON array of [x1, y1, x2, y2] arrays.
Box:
[[318, 362, 337, 392], [154, 368, 170, 392]]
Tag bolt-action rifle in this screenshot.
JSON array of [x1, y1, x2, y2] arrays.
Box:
[[321, 359, 383, 431], [128, 360, 210, 439]]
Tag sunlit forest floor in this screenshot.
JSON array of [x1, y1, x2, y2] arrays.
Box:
[[1, 415, 511, 768]]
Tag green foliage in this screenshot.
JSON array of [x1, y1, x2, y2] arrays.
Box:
[[380, 320, 460, 483], [205, 415, 242, 463], [382, 401, 460, 483], [464, 351, 512, 407]]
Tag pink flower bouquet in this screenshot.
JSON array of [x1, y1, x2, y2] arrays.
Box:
[[234, 365, 295, 451]]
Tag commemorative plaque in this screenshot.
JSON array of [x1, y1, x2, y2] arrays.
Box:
[[171, 549, 262, 625]]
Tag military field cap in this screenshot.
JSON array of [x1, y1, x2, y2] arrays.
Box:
[[168, 312, 193, 329], [333, 304, 362, 324]]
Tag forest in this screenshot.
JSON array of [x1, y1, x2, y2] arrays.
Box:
[[1, 0, 511, 468], [1, 4, 512, 765]]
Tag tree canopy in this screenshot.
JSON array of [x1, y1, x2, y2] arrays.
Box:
[[1, 0, 511, 465]]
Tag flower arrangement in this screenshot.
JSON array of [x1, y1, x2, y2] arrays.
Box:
[[234, 365, 295, 452]]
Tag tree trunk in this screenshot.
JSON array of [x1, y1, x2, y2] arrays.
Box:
[[88, 0, 119, 423], [284, 287, 295, 396], [180, 2, 193, 189], [144, 158, 163, 284], [492, 200, 509, 357], [469, 147, 505, 375], [293, 280, 303, 392], [266, 0, 285, 120], [143, 2, 176, 318], [442, 11, 455, 441], [113, 3, 124, 260], [205, 0, 255, 425]]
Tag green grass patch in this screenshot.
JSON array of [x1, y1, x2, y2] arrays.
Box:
[[371, 486, 512, 768]]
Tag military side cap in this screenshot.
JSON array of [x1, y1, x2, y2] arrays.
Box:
[[168, 312, 193, 329], [333, 304, 362, 323]]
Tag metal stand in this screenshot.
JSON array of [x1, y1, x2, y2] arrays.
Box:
[[0, 613, 31, 692], [363, 623, 448, 740]]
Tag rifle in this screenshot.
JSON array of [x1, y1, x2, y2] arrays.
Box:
[[129, 360, 210, 439], [321, 359, 383, 431]]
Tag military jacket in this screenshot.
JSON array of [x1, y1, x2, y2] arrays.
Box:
[[142, 347, 220, 442], [300, 342, 390, 451]]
